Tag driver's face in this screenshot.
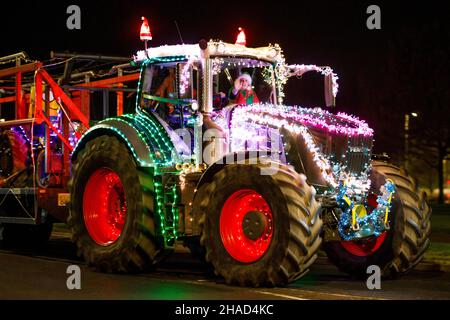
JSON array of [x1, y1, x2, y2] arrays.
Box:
[[240, 78, 249, 90]]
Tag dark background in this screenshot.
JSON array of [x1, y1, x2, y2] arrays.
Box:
[[1, 0, 449, 197]]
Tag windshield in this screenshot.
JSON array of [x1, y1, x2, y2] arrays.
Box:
[[211, 57, 277, 109]]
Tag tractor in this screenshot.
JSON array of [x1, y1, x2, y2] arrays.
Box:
[[67, 29, 431, 287]]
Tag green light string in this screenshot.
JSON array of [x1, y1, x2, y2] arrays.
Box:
[[121, 114, 171, 165], [137, 113, 174, 156], [136, 110, 175, 154], [102, 117, 160, 165], [172, 182, 179, 239], [72, 123, 154, 167], [153, 177, 166, 238], [133, 62, 185, 246]]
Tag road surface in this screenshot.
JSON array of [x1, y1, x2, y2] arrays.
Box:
[[0, 227, 449, 300]]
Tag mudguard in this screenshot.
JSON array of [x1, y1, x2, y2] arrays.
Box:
[[72, 111, 178, 167]]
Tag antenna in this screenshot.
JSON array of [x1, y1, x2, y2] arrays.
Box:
[[174, 20, 184, 44]]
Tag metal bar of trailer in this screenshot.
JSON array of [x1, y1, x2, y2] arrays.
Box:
[[102, 90, 109, 119], [50, 51, 131, 62], [61, 86, 137, 92], [117, 83, 124, 116], [15, 71, 22, 119], [0, 96, 16, 103], [38, 69, 90, 128], [0, 52, 29, 63], [0, 118, 34, 127], [62, 112, 71, 183], [75, 73, 139, 88], [0, 62, 41, 79], [0, 217, 36, 224], [37, 112, 73, 152], [0, 187, 37, 194]]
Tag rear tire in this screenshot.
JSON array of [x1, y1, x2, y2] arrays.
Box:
[[323, 161, 431, 278], [196, 160, 322, 287], [68, 135, 165, 273]]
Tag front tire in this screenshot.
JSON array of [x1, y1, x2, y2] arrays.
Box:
[[323, 161, 431, 278], [68, 135, 165, 272], [196, 160, 322, 287]]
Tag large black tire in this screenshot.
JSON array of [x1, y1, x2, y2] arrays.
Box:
[[0, 130, 28, 182], [0, 222, 53, 247], [68, 135, 165, 273], [195, 160, 322, 287], [323, 161, 431, 278]]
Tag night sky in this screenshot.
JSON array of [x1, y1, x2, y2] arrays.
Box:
[[1, 0, 449, 158]]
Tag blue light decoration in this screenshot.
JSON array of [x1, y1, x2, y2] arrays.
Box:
[[337, 179, 396, 240]]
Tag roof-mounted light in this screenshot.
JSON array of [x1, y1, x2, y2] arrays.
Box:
[[140, 16, 152, 41], [235, 27, 246, 46]]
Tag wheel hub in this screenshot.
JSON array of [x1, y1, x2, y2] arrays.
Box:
[[220, 189, 273, 263], [242, 211, 268, 240], [83, 167, 127, 246]]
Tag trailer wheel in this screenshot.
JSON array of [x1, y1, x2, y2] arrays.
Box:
[[196, 161, 322, 287], [323, 161, 431, 278], [0, 130, 28, 181], [68, 135, 164, 272]]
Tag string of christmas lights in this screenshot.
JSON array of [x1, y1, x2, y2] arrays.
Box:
[[287, 64, 339, 97], [337, 179, 395, 240], [227, 104, 374, 186], [230, 103, 338, 186]]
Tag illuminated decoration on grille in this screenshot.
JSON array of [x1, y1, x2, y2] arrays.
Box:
[[337, 179, 395, 240]]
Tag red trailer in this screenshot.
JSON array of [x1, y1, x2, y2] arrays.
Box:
[[0, 51, 139, 242]]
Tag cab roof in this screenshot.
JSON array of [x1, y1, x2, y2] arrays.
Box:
[[133, 40, 283, 64]]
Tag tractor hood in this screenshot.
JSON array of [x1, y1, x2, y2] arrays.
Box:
[[214, 103, 374, 189]]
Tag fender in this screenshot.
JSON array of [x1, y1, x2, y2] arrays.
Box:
[[72, 112, 176, 167]]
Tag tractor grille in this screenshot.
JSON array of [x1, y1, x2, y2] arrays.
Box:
[[346, 135, 373, 174], [306, 126, 373, 176]]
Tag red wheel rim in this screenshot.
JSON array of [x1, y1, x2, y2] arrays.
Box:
[[341, 193, 387, 257], [83, 168, 127, 246], [220, 189, 273, 263], [341, 232, 388, 257]]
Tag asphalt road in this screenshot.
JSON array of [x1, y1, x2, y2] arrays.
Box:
[[1, 229, 450, 300]]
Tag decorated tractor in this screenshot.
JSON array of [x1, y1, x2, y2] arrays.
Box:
[[67, 24, 431, 287]]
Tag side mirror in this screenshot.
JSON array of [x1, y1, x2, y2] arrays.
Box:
[[324, 74, 335, 107]]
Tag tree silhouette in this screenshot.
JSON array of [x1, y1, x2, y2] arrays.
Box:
[[389, 22, 450, 203], [357, 20, 449, 203]]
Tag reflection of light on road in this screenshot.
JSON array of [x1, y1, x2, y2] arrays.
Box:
[[134, 283, 198, 299]]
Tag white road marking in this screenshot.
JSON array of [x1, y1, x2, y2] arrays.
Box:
[[286, 288, 386, 300], [257, 290, 308, 300]]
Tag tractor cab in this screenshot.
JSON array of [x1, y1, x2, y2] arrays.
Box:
[[132, 39, 285, 165], [138, 57, 199, 130]]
